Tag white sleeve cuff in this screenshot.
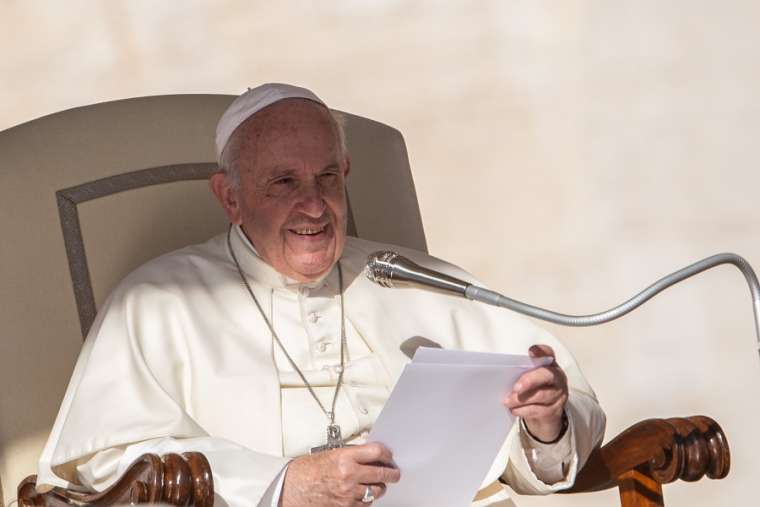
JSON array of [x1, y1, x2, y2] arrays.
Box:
[[502, 389, 606, 495], [260, 463, 289, 507], [518, 416, 574, 484]]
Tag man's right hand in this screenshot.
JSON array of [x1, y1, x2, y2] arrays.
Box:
[[280, 442, 401, 507]]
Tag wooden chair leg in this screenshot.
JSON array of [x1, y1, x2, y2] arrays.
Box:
[[618, 467, 664, 507]]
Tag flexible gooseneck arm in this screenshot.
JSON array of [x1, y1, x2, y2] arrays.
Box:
[[366, 251, 760, 360], [465, 253, 760, 357]]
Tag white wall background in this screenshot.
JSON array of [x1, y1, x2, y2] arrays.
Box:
[[2, 1, 759, 506]]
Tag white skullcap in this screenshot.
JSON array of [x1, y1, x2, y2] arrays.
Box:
[[215, 83, 326, 162]]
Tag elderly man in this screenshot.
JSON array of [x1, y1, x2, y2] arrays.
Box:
[[37, 84, 605, 507]]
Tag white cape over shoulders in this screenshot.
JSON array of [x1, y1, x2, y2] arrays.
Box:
[[37, 231, 605, 505]]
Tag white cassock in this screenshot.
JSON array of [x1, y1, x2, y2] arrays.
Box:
[[37, 225, 606, 506]]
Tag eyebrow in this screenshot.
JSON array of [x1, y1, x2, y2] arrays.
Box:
[[263, 168, 297, 182], [260, 160, 343, 183]]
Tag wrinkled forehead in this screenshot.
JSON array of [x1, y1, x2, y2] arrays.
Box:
[[245, 98, 335, 134], [226, 99, 342, 168], [215, 83, 326, 160]]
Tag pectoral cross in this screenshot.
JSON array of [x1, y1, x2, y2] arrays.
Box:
[[310, 424, 345, 454]]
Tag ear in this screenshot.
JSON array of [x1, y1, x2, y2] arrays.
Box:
[[343, 155, 351, 178], [209, 170, 243, 224]]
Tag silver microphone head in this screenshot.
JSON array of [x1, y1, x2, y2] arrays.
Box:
[[364, 250, 470, 296], [364, 250, 401, 288]]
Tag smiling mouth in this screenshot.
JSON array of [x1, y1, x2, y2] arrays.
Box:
[[288, 224, 328, 236]]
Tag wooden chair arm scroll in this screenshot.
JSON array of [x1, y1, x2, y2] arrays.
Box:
[[17, 452, 213, 507], [561, 415, 730, 506]]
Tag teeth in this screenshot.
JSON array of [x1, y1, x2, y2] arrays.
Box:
[[293, 226, 325, 235]]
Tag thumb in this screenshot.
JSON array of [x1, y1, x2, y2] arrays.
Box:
[[528, 344, 556, 361]]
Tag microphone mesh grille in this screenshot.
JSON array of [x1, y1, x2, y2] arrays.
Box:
[[364, 251, 399, 288]]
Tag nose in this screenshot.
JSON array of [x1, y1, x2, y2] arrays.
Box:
[[295, 178, 326, 218]]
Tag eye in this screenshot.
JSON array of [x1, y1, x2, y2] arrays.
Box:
[[319, 171, 340, 185], [267, 176, 297, 196], [273, 176, 293, 186]]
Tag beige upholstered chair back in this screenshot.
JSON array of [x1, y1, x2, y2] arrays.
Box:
[[0, 94, 426, 504]]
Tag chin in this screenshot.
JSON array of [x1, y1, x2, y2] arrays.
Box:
[[289, 254, 335, 280]]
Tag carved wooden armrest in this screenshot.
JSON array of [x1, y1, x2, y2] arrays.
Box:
[[18, 452, 213, 507], [17, 416, 729, 506], [561, 415, 730, 506]]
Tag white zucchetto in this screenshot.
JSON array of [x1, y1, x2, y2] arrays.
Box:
[[215, 83, 326, 162]]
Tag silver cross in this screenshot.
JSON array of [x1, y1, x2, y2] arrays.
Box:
[[310, 424, 345, 454]]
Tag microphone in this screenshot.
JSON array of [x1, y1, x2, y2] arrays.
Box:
[[364, 248, 760, 363], [364, 251, 470, 295], [364, 250, 509, 307]]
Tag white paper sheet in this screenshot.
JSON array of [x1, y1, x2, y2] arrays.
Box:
[[368, 350, 542, 506], [412, 347, 553, 368]]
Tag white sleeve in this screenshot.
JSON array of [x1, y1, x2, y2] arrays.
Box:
[[502, 389, 606, 494], [75, 437, 289, 507], [37, 272, 291, 505], [518, 417, 573, 485], [263, 464, 289, 507]]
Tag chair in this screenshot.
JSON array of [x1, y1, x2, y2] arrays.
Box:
[[0, 95, 729, 506]]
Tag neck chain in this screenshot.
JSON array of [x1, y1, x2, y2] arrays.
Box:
[[226, 226, 347, 453]]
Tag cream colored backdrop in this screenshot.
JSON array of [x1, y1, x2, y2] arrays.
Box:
[[2, 1, 758, 506]]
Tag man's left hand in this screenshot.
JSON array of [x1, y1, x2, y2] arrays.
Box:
[[503, 344, 568, 442]]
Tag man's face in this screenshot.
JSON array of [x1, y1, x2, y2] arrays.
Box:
[[216, 99, 350, 282]]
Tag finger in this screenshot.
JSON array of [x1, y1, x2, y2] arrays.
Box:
[[509, 393, 567, 418], [514, 367, 555, 392], [347, 442, 396, 467], [529, 344, 556, 360], [353, 462, 402, 485], [504, 365, 568, 409], [355, 483, 387, 503], [510, 400, 566, 421], [505, 384, 564, 409], [511, 366, 565, 396]]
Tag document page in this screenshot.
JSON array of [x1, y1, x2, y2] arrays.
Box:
[[368, 349, 544, 506]]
